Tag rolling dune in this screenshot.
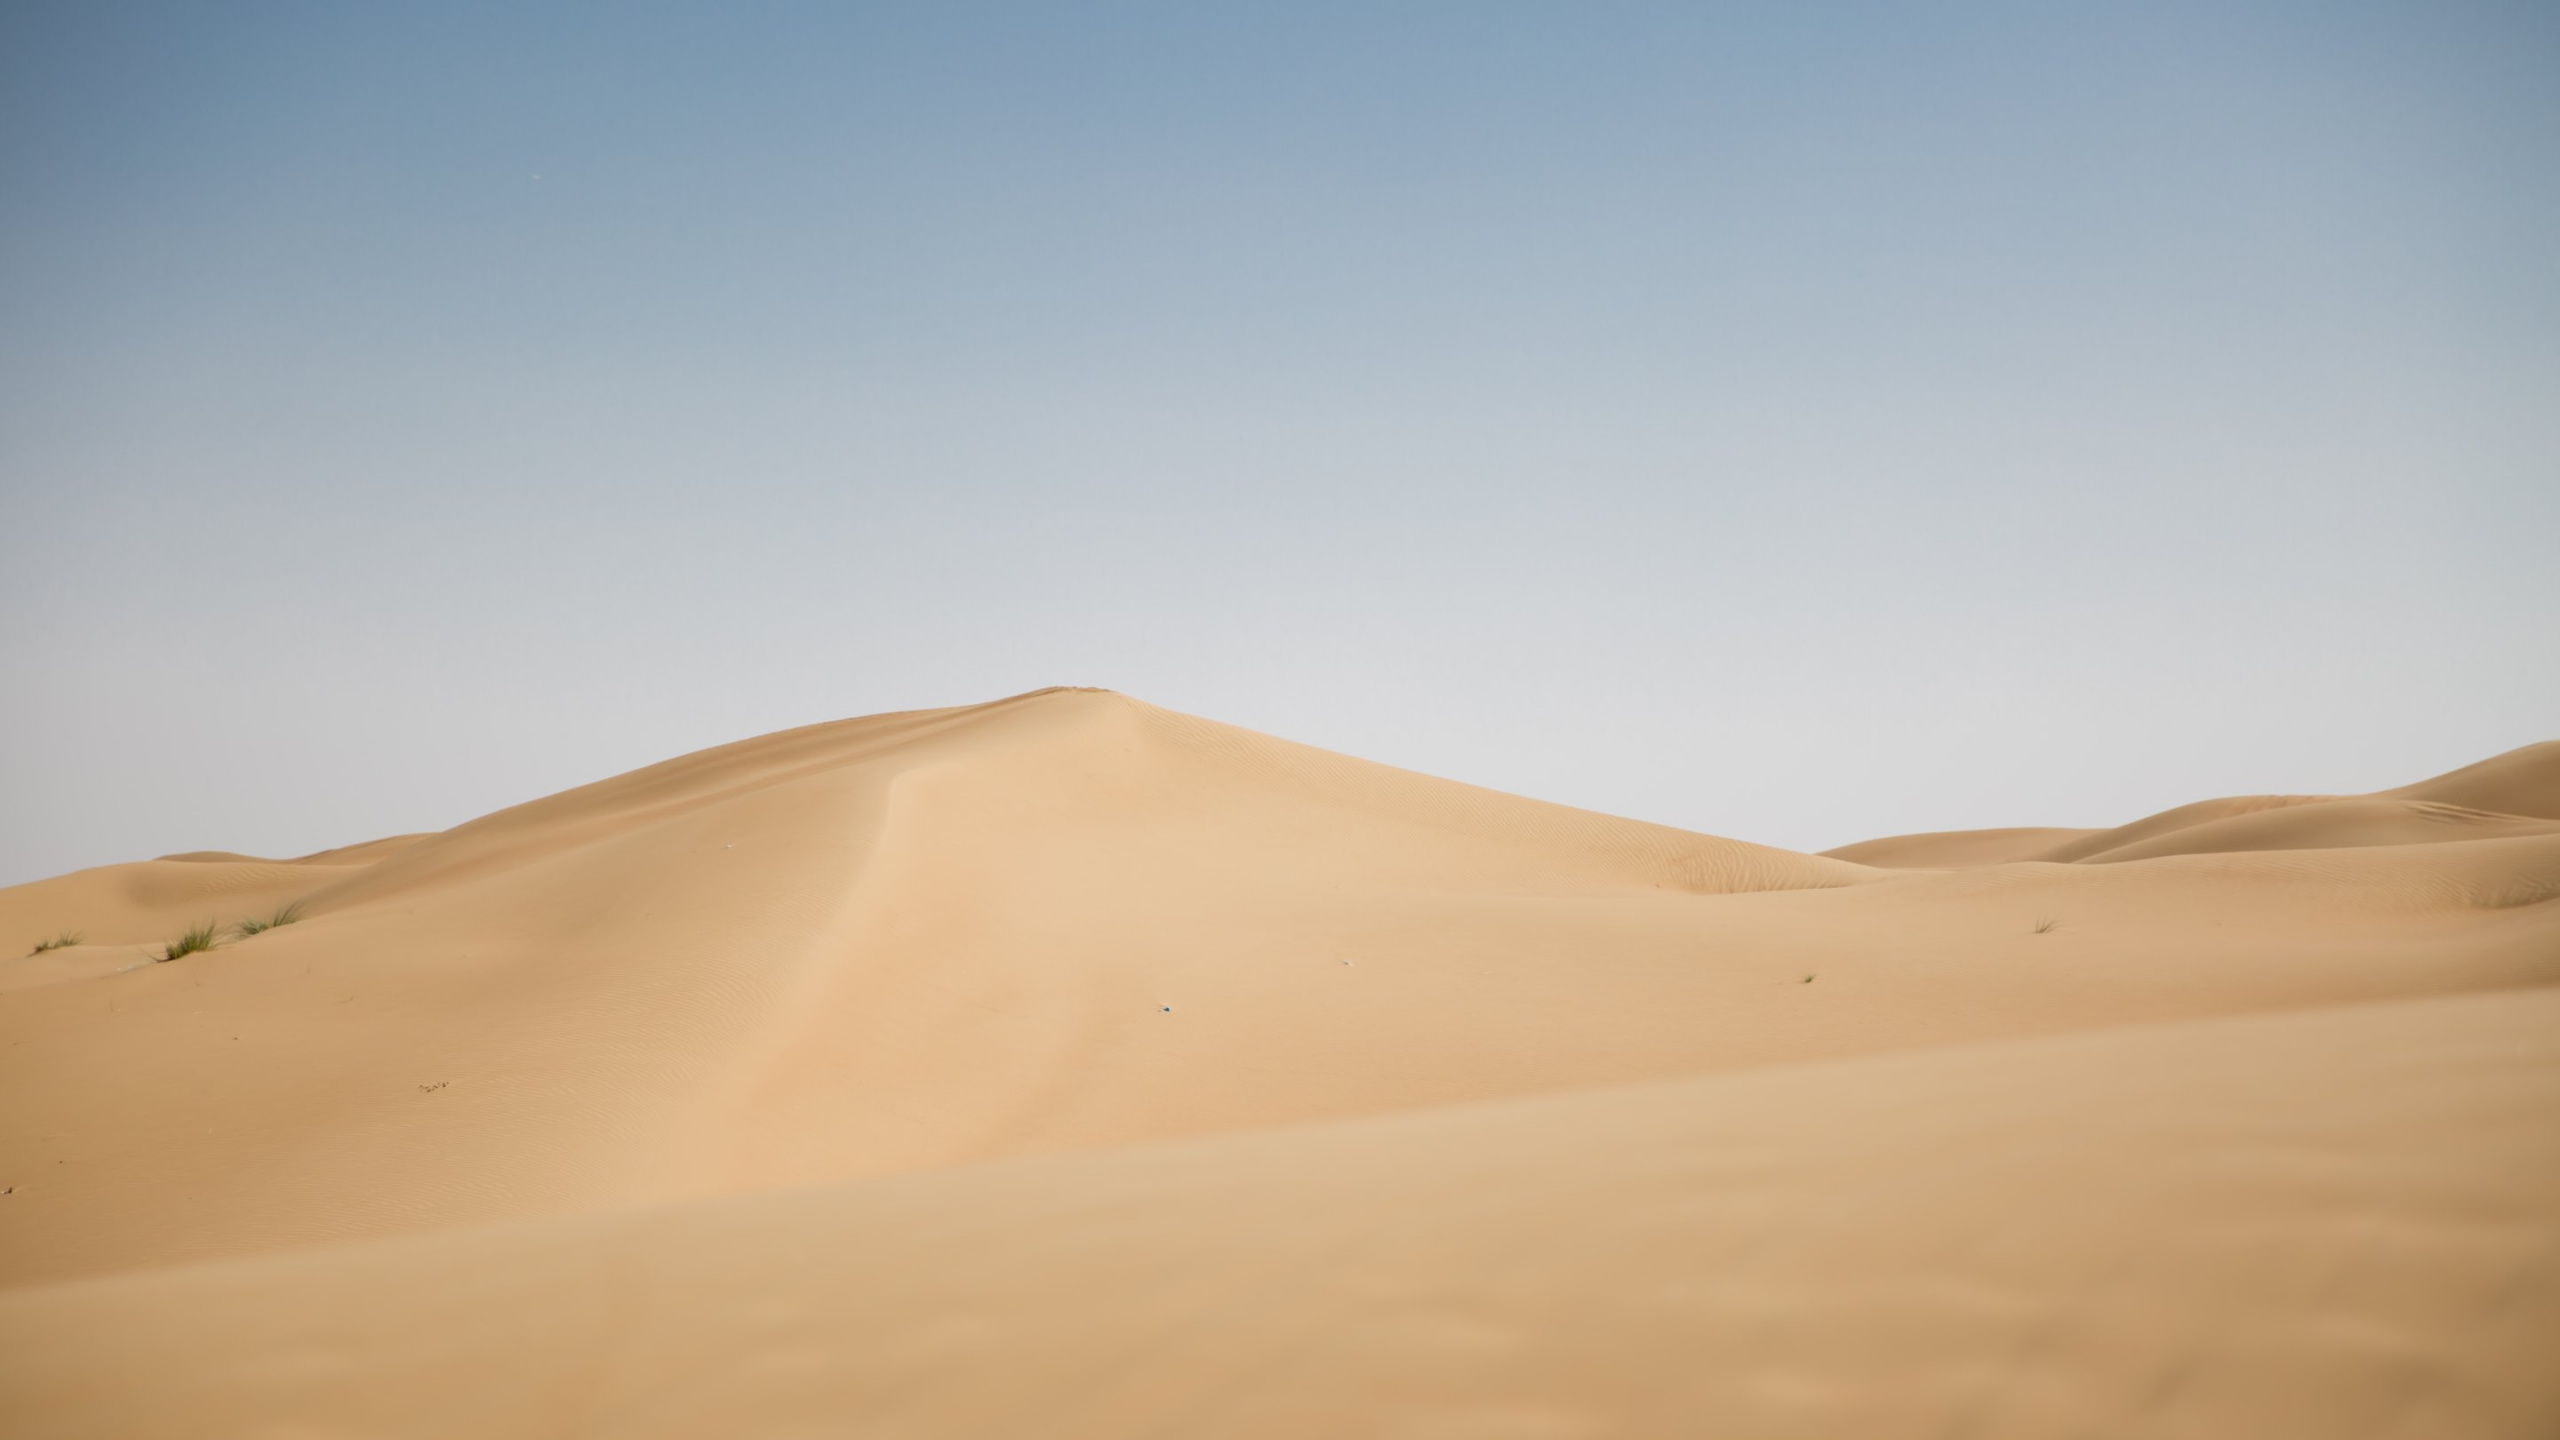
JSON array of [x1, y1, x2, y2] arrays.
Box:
[[1824, 743, 2560, 870], [3, 690, 2554, 1435]]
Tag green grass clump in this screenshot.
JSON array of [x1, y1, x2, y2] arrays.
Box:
[[28, 932, 82, 956], [235, 901, 306, 937], [159, 920, 222, 963]]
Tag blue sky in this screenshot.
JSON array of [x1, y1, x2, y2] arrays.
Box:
[[3, 2, 2555, 882]]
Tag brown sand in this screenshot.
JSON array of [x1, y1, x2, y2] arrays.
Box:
[[2, 689, 2553, 1435]]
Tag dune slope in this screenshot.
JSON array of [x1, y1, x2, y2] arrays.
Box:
[[4, 987, 2553, 1439]]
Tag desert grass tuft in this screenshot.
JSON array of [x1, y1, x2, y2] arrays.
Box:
[[2032, 917, 2060, 934], [28, 931, 82, 956], [234, 901, 307, 937], [159, 920, 222, 962]]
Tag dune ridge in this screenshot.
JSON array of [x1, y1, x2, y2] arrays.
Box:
[[2, 690, 2554, 1435]]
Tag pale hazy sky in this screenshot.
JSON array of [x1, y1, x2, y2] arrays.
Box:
[[3, 2, 2555, 885]]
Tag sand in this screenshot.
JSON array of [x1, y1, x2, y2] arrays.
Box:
[[2, 688, 2553, 1435]]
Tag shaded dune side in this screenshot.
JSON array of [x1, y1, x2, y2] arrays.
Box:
[[1122, 700, 1874, 897], [6, 988, 2552, 1440]]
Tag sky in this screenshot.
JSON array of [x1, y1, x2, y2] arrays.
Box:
[[2, 1, 2556, 885]]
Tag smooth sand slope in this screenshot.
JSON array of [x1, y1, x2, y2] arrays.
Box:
[[3, 690, 2555, 1436], [8, 989, 2553, 1440]]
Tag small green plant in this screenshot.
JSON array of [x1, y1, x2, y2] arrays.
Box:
[[28, 932, 82, 956], [159, 920, 222, 962], [234, 902, 306, 937], [2032, 917, 2060, 934]]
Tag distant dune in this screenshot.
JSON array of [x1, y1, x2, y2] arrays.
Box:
[[1823, 741, 2560, 868], [4, 690, 2554, 1436]]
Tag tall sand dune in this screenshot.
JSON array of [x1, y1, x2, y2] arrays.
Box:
[[3, 690, 2554, 1435]]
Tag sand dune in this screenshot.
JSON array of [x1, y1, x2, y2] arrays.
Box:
[[3, 690, 2554, 1434], [1825, 741, 2560, 869], [2389, 741, 2560, 818], [1814, 824, 2098, 869]]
